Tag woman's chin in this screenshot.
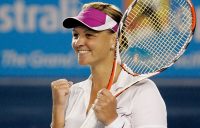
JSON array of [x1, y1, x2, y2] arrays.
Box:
[[78, 60, 89, 65]]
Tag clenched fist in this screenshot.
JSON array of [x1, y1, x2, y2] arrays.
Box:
[[93, 88, 118, 125], [51, 79, 73, 128], [51, 79, 73, 107]]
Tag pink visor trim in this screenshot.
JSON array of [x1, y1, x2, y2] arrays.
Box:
[[63, 8, 118, 32]]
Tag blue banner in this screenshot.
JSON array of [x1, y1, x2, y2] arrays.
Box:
[[0, 0, 199, 78]]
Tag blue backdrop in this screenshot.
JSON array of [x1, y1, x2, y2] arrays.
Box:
[[0, 1, 200, 128], [0, 0, 199, 78]]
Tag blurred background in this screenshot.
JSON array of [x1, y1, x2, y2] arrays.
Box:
[[0, 0, 199, 127]]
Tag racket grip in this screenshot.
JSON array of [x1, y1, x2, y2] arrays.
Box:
[[80, 106, 97, 128]]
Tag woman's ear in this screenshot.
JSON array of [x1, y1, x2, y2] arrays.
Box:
[[110, 33, 117, 50], [112, 33, 117, 43]]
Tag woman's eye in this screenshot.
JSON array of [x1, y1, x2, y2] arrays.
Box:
[[73, 33, 79, 39], [85, 33, 94, 38]]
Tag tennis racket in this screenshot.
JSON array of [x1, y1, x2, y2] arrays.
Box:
[[80, 0, 196, 127]]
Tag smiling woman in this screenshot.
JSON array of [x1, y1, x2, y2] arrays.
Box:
[[71, 26, 115, 66], [50, 1, 167, 128]]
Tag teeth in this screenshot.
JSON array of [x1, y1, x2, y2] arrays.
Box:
[[78, 50, 89, 54]]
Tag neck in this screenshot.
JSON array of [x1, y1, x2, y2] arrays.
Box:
[[91, 64, 121, 90]]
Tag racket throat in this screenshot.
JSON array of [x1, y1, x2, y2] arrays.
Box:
[[107, 59, 118, 90]]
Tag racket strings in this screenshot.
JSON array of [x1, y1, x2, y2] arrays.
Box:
[[118, 0, 193, 74], [123, 15, 189, 73], [123, 1, 191, 50], [164, 9, 192, 58], [126, 2, 189, 52], [121, 2, 169, 72]]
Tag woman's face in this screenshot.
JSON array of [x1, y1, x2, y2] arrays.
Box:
[[72, 26, 115, 66]]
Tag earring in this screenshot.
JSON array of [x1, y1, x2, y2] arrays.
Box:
[[110, 44, 115, 50]]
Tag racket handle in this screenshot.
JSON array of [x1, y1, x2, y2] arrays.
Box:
[[80, 106, 97, 128]]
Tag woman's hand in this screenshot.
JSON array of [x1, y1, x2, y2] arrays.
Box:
[[51, 79, 72, 107], [93, 88, 118, 126], [51, 79, 73, 128]]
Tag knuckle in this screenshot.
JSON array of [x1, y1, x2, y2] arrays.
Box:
[[94, 105, 101, 111], [111, 96, 115, 101], [51, 79, 68, 85], [58, 78, 68, 82]]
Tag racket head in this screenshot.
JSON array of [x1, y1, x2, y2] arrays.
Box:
[[117, 0, 196, 76]]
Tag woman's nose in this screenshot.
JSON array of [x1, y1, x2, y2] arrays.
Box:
[[73, 37, 86, 48]]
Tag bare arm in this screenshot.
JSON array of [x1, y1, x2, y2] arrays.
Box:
[[51, 105, 66, 128], [51, 79, 72, 128]]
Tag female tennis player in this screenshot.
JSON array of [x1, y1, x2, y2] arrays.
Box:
[[51, 2, 167, 128]]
